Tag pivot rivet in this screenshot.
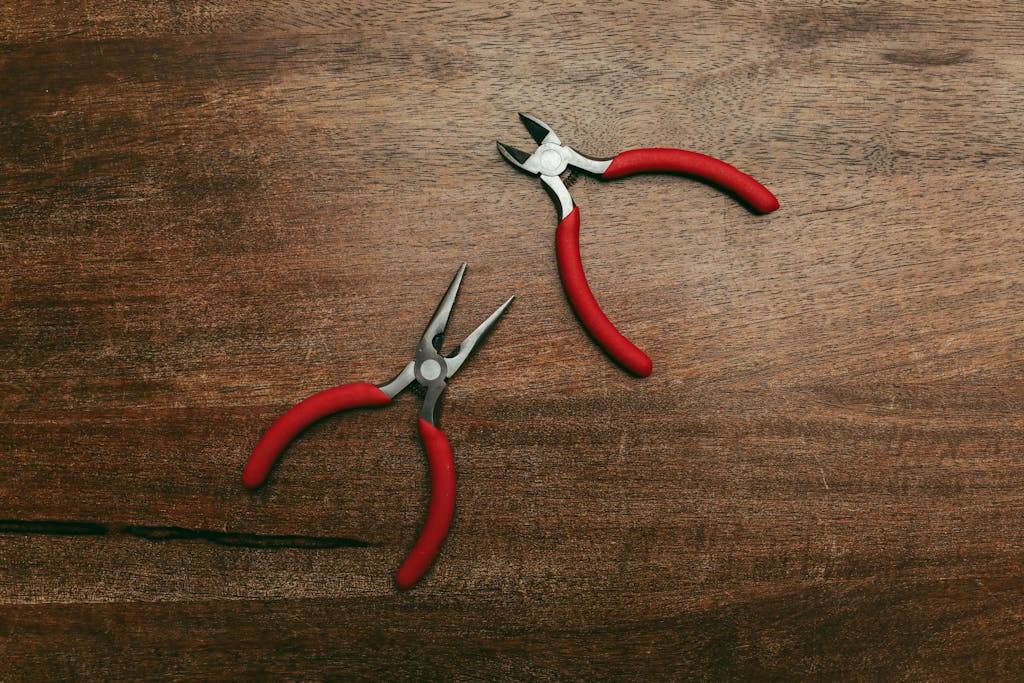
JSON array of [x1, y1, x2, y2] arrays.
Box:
[[419, 358, 442, 381]]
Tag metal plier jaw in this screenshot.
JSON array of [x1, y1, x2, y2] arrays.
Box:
[[498, 113, 779, 377], [243, 264, 513, 590], [378, 263, 514, 426], [498, 113, 612, 219]]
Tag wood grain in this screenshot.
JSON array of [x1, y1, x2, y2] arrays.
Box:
[[2, 1, 1022, 679]]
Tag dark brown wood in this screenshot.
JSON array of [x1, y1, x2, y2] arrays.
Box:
[[2, 1, 1023, 679]]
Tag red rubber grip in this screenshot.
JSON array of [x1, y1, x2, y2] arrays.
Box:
[[603, 148, 779, 214], [242, 382, 391, 489], [556, 206, 653, 377], [395, 419, 456, 589]]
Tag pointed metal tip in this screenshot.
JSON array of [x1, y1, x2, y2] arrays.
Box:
[[443, 293, 515, 378], [491, 294, 516, 319], [497, 141, 532, 169], [518, 112, 555, 145], [420, 264, 466, 353], [484, 294, 515, 324], [448, 262, 467, 292], [495, 294, 516, 318]]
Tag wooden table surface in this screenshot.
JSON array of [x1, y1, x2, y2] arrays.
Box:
[[2, 1, 1022, 679]]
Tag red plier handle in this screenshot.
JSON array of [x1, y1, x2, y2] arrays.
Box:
[[557, 148, 778, 376], [602, 148, 780, 213], [242, 382, 456, 590]]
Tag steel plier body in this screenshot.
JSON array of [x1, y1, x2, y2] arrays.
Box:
[[243, 264, 513, 589], [499, 114, 778, 376]]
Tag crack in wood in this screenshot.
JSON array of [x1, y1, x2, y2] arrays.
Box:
[[0, 520, 373, 549], [0, 520, 108, 536], [120, 525, 373, 549]]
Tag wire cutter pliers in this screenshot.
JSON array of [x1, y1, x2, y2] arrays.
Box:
[[242, 263, 514, 589], [498, 113, 779, 377]]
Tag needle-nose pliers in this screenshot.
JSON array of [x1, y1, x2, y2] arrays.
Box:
[[498, 113, 778, 377], [242, 263, 514, 589]]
